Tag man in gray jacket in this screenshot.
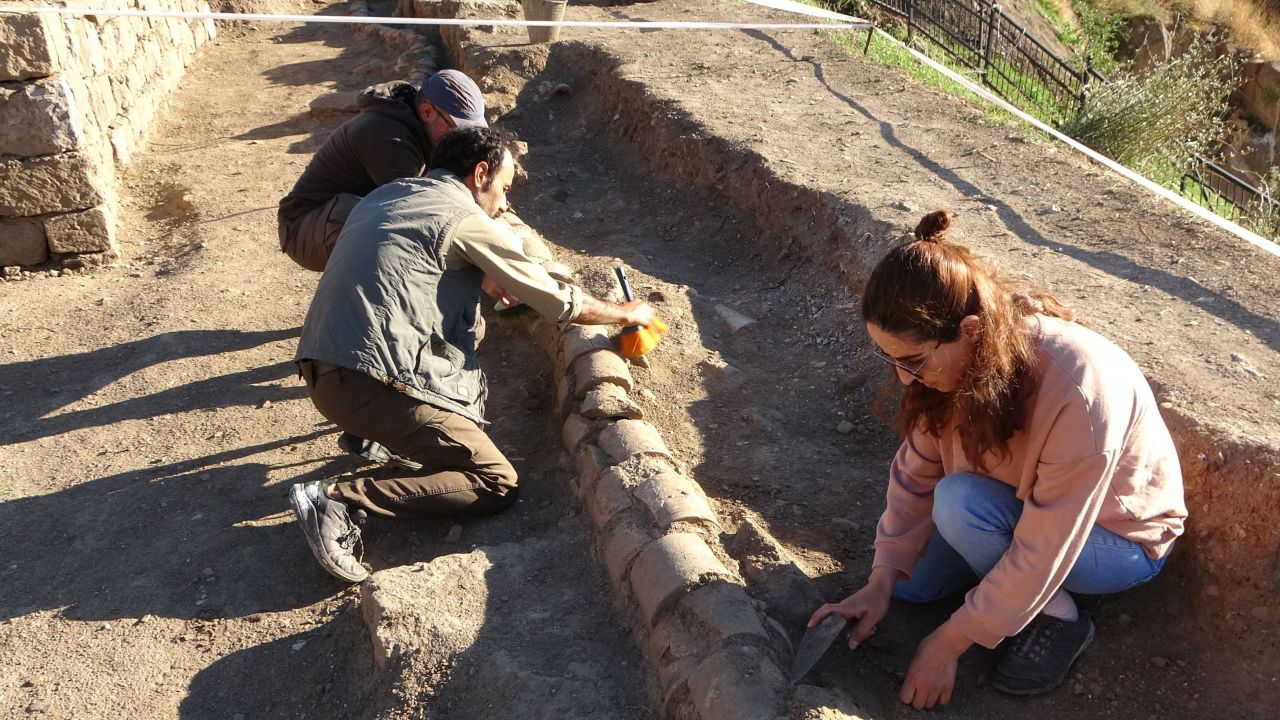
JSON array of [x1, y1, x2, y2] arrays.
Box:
[[288, 127, 657, 583], [276, 69, 487, 271]]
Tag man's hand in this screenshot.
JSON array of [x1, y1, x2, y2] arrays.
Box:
[[481, 274, 519, 308], [900, 621, 972, 710], [618, 299, 657, 328], [574, 295, 658, 327], [807, 566, 900, 650]]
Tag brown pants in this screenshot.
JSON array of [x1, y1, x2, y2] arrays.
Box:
[[298, 360, 519, 519], [278, 193, 362, 272]]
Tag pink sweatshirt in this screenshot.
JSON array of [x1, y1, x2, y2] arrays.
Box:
[[872, 316, 1186, 649]]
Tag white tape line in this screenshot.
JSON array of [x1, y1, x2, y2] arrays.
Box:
[[747, 2, 1280, 257], [4, 6, 872, 31], [7, 5, 1272, 254], [883, 33, 1280, 257], [740, 0, 870, 23]]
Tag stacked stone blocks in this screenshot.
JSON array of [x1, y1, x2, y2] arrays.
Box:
[[418, 4, 810, 715], [0, 1, 214, 268], [555, 321, 792, 720]]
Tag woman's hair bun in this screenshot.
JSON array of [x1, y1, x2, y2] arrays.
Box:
[[914, 210, 951, 243]]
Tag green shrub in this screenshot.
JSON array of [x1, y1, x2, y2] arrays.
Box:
[[1060, 38, 1238, 184], [1070, 1, 1126, 76]]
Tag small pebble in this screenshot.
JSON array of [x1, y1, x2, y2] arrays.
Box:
[[1150, 656, 1169, 668], [836, 420, 855, 434], [291, 639, 306, 651], [202, 567, 215, 578], [444, 524, 463, 543]]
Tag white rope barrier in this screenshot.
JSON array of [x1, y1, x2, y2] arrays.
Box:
[[2, 2, 1273, 255], [1, 5, 873, 31]]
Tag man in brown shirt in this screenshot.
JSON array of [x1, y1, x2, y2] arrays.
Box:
[[276, 70, 487, 271]]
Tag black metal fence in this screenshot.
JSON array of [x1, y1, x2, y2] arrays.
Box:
[[1181, 161, 1271, 220], [864, 0, 1103, 124], [832, 0, 1270, 218]]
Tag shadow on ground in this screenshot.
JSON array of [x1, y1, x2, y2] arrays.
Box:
[[0, 328, 302, 445], [0, 435, 358, 622]]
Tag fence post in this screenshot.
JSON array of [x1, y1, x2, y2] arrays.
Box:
[[906, 0, 915, 45], [982, 3, 1000, 78], [1077, 55, 1093, 110]]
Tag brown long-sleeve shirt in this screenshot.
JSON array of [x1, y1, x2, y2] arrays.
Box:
[[872, 316, 1186, 648]]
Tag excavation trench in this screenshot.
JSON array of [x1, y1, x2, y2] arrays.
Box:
[[2, 1, 1275, 718], [423, 2, 1280, 718]]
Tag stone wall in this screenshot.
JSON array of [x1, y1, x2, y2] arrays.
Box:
[[1120, 15, 1279, 186], [0, 1, 215, 269], [1228, 60, 1280, 183]]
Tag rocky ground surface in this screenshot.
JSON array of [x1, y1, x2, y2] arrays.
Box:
[[1, 0, 1278, 718]]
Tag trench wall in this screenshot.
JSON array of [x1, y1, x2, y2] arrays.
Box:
[[423, 5, 882, 718], [0, 1, 215, 270], [427, 0, 1280, 668]]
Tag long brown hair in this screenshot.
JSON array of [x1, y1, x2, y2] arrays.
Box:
[[860, 210, 1074, 470]]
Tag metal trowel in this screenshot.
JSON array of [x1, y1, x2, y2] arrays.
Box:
[[788, 613, 850, 685]]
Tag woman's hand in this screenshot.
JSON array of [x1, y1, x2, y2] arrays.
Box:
[[899, 621, 972, 709], [807, 566, 900, 649]]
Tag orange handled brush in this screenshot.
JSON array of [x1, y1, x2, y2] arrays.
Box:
[[615, 266, 667, 359]]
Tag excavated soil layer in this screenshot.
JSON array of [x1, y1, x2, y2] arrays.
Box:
[[438, 0, 1280, 717], [0, 0, 1277, 718]]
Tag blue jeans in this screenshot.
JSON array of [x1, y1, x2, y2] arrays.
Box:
[[893, 473, 1166, 603]]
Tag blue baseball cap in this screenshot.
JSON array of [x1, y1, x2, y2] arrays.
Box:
[[417, 70, 487, 128]]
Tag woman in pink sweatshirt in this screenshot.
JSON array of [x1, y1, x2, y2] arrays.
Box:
[[809, 210, 1186, 708]]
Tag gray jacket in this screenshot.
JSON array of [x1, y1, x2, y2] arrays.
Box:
[[295, 170, 490, 423]]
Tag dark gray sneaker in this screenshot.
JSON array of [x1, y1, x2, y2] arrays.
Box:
[[991, 612, 1095, 696], [337, 431, 423, 471], [288, 481, 369, 583]]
